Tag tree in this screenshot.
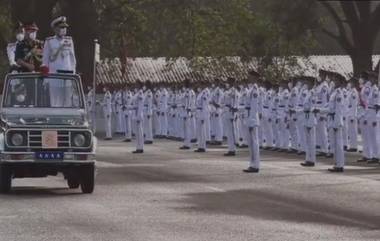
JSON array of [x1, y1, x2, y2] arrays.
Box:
[[319, 0, 380, 75]]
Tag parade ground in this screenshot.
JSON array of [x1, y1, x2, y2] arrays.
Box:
[[0, 137, 379, 241]]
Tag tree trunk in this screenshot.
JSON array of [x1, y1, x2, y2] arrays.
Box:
[[350, 49, 373, 76]]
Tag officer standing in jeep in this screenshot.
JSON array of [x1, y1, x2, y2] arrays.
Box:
[[14, 22, 43, 72]]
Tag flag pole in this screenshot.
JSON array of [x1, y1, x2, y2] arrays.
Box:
[[92, 39, 99, 134]]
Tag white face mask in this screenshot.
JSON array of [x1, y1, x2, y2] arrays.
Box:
[[16, 33, 24, 41], [59, 28, 67, 37], [16, 94, 25, 103], [29, 32, 37, 40], [288, 82, 293, 89], [330, 82, 335, 89], [359, 78, 364, 85], [347, 83, 352, 89]]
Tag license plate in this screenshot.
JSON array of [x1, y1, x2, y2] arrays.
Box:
[[35, 152, 64, 160], [42, 131, 58, 149]]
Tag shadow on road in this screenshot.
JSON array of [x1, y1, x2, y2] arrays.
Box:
[[176, 189, 380, 230], [0, 187, 82, 198]]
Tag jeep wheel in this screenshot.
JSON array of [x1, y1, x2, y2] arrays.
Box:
[[0, 166, 12, 193], [67, 178, 80, 189], [80, 165, 95, 194]]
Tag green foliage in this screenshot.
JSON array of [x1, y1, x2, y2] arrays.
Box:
[[0, 1, 12, 80]]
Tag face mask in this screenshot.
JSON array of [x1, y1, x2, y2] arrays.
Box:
[[29, 32, 37, 40], [16, 33, 24, 41], [225, 84, 230, 89], [279, 87, 284, 92], [330, 82, 335, 89], [103, 88, 107, 92], [59, 28, 67, 37], [143, 86, 146, 91], [347, 83, 352, 89], [16, 94, 25, 103], [359, 78, 364, 85], [288, 83, 293, 89]]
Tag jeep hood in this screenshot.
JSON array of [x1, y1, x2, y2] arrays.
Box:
[[1, 108, 88, 127]]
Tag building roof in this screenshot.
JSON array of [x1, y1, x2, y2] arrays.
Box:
[[95, 55, 380, 84]]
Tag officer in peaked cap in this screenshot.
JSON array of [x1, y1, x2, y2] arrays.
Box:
[[42, 16, 76, 73], [15, 21, 43, 72]]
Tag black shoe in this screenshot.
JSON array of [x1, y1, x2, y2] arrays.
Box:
[[300, 161, 315, 167], [316, 152, 326, 157], [263, 147, 271, 150], [132, 149, 144, 154], [325, 154, 333, 158], [239, 144, 248, 148], [297, 151, 305, 155], [194, 148, 206, 153], [344, 146, 348, 151], [191, 139, 197, 143], [286, 149, 297, 154], [224, 151, 236, 156], [144, 141, 153, 144], [179, 146, 191, 150], [346, 148, 358, 152], [104, 138, 112, 140], [328, 167, 344, 173], [243, 167, 259, 173], [367, 158, 379, 164], [270, 147, 279, 151], [316, 145, 321, 149], [214, 141, 223, 146], [357, 157, 369, 163], [123, 139, 131, 142]]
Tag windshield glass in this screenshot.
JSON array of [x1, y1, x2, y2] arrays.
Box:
[[3, 77, 83, 108]]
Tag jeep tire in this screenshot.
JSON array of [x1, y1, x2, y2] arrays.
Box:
[[80, 165, 95, 194], [0, 165, 12, 193]]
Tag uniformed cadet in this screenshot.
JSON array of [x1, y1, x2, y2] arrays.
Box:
[[143, 81, 154, 144], [102, 87, 113, 140], [315, 70, 330, 156], [262, 81, 274, 150], [122, 85, 133, 142], [158, 87, 169, 138], [223, 77, 239, 156], [114, 89, 124, 134], [296, 79, 308, 155], [327, 75, 346, 172], [277, 81, 290, 151], [194, 82, 209, 153], [363, 71, 380, 164], [15, 22, 43, 72], [287, 78, 299, 153], [86, 86, 96, 126], [180, 79, 196, 150], [42, 16, 76, 73], [132, 81, 145, 153], [345, 78, 359, 152], [7, 23, 24, 72], [357, 72, 371, 163], [300, 77, 317, 167], [210, 79, 224, 145], [243, 71, 261, 173]]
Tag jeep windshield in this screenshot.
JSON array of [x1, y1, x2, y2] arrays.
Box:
[[3, 77, 83, 108]]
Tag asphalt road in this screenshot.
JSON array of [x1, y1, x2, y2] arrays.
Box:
[[0, 137, 380, 241]]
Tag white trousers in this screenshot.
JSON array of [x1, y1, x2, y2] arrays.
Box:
[[263, 117, 274, 147], [196, 119, 206, 149], [359, 119, 370, 158], [135, 120, 144, 150], [144, 115, 153, 141], [305, 126, 316, 163], [224, 117, 236, 152], [332, 128, 345, 168], [316, 115, 328, 152], [347, 118, 358, 149], [104, 112, 112, 138], [124, 113, 132, 139], [159, 112, 168, 136], [289, 116, 298, 149], [214, 113, 223, 142], [247, 126, 260, 169], [184, 117, 192, 147]]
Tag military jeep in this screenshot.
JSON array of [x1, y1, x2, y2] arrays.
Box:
[[0, 73, 96, 194]]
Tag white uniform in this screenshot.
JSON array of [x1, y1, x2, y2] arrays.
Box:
[[133, 90, 145, 151], [42, 35, 76, 73], [346, 87, 359, 150], [102, 91, 113, 139], [288, 86, 299, 150], [246, 84, 261, 169], [158, 88, 168, 137], [183, 88, 196, 148], [364, 84, 379, 160], [223, 87, 239, 153], [195, 89, 209, 150], [315, 81, 329, 153], [303, 89, 317, 164], [123, 90, 133, 140], [359, 82, 371, 159], [328, 87, 345, 168], [262, 89, 274, 148], [211, 87, 224, 142], [144, 89, 154, 142], [114, 91, 124, 133]]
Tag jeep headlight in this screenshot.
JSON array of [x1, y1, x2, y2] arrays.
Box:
[[73, 133, 86, 147], [11, 133, 24, 146]]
